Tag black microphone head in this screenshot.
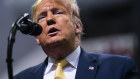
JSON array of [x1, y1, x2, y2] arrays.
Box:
[[19, 21, 42, 36], [30, 22, 42, 36], [16, 13, 42, 36]]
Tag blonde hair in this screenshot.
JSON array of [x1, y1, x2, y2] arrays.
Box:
[[32, 0, 80, 21]]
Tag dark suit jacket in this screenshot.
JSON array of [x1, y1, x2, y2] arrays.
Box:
[[14, 48, 139, 79]]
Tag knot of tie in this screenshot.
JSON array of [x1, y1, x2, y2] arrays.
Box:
[[54, 59, 68, 68], [54, 59, 68, 79]]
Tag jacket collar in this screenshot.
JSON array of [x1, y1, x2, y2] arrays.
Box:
[[32, 57, 48, 79], [75, 48, 99, 79]]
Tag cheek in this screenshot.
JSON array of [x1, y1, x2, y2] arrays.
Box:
[[61, 21, 76, 37], [57, 15, 71, 24], [64, 18, 76, 32], [38, 21, 46, 29], [38, 22, 48, 34]]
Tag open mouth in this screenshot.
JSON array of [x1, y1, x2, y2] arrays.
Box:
[[47, 27, 59, 36]]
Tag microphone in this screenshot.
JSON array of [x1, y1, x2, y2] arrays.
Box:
[[15, 13, 42, 36]]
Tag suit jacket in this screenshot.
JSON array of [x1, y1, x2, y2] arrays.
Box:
[[14, 48, 139, 79]]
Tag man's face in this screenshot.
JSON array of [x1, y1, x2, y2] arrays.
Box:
[[35, 0, 81, 48]]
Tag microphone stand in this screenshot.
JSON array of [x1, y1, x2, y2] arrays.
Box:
[[6, 22, 18, 79], [6, 13, 42, 79], [6, 13, 29, 79]]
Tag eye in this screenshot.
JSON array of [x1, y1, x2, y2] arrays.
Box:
[[52, 8, 64, 15], [38, 16, 45, 20], [37, 16, 45, 22], [56, 10, 64, 14], [37, 12, 47, 22]]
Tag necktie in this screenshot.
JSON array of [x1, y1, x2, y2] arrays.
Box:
[[54, 59, 68, 79]]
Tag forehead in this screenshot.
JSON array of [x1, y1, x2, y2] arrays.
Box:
[[36, 0, 68, 11]]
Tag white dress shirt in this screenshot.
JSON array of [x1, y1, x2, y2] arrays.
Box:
[[43, 46, 81, 79]]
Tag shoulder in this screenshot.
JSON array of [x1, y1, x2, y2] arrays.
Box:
[[14, 63, 42, 79], [84, 52, 139, 79], [14, 61, 45, 79], [81, 48, 139, 78], [85, 50, 135, 66], [80, 48, 135, 65], [87, 52, 138, 75]]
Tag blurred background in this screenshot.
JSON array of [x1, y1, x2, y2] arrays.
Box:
[[0, 0, 140, 79]]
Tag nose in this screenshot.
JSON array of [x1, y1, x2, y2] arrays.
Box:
[[47, 12, 56, 26], [47, 19, 56, 26]]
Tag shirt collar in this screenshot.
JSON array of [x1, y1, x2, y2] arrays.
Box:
[[65, 46, 81, 68], [44, 46, 81, 74]]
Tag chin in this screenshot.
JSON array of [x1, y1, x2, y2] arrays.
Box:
[[47, 36, 66, 47]]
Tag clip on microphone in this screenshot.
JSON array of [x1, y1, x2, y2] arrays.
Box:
[[6, 13, 42, 79]]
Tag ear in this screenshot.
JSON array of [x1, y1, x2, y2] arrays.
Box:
[[35, 37, 40, 45], [75, 21, 82, 35]]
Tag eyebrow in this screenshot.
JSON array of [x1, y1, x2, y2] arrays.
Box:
[[38, 6, 65, 14], [36, 6, 66, 21]]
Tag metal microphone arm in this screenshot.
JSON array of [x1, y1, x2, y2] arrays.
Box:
[[6, 22, 18, 79], [6, 13, 29, 79], [6, 13, 28, 79]]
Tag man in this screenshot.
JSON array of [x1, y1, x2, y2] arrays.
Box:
[[15, 0, 139, 79]]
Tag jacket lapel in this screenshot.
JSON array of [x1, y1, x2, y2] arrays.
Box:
[[75, 48, 99, 79], [33, 58, 48, 79]]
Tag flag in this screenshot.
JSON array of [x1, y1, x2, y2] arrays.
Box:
[[88, 66, 94, 70]]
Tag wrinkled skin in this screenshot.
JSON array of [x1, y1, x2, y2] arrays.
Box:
[[34, 0, 82, 59]]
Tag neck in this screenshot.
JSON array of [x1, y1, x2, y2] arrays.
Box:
[[43, 40, 80, 60]]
